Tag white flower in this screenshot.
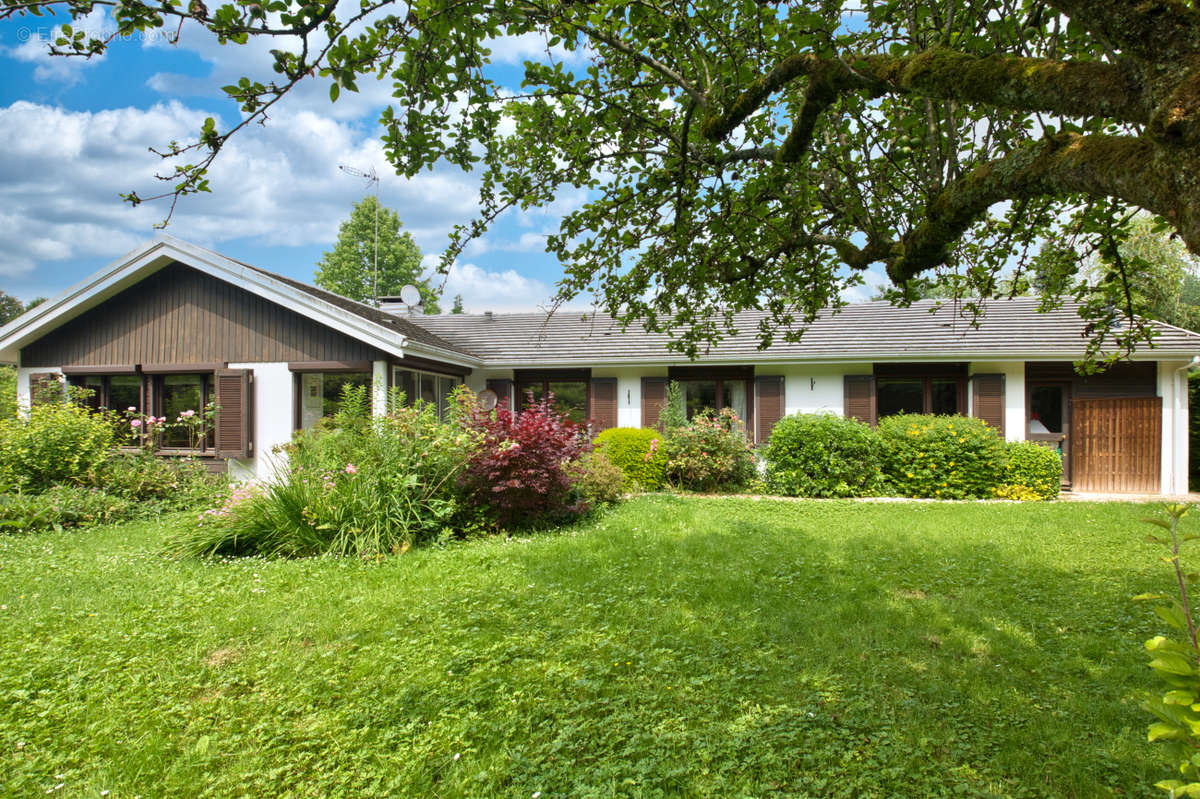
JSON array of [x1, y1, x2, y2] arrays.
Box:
[[453, 752, 460, 761]]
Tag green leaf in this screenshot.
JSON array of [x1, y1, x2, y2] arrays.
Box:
[[329, 83, 340, 102]]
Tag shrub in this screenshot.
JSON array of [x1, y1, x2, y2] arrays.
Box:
[[0, 402, 116, 492], [876, 413, 1006, 499], [180, 395, 476, 558], [762, 413, 885, 497], [658, 380, 688, 432], [96, 453, 230, 511], [664, 407, 756, 492], [0, 485, 134, 533], [996, 441, 1062, 500], [571, 451, 626, 506], [594, 427, 667, 490], [459, 391, 591, 527]]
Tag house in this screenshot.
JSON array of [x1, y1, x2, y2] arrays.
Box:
[[0, 235, 1197, 495]]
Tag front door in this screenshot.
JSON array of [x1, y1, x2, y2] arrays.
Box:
[[1027, 382, 1071, 485]]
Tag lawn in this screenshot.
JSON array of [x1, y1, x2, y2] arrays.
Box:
[[0, 496, 1181, 798]]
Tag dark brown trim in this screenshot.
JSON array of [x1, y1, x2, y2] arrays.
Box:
[[514, 368, 592, 382], [288, 360, 372, 373], [667, 365, 755, 381], [392, 355, 472, 377], [61, 364, 138, 376], [874, 362, 968, 379], [142, 363, 222, 375]]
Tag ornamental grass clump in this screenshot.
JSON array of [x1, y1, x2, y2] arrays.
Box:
[[762, 412, 886, 498], [171, 385, 479, 558], [876, 413, 1005, 499], [664, 407, 756, 493]]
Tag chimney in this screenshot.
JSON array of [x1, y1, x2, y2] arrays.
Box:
[[377, 296, 407, 314], [484, 311, 493, 321]]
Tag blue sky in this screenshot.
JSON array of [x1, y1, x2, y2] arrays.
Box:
[[0, 9, 589, 311]]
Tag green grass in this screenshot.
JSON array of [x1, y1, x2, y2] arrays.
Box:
[[0, 497, 1182, 797]]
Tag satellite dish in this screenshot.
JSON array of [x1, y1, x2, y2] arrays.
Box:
[[399, 284, 421, 306], [478, 389, 498, 411]]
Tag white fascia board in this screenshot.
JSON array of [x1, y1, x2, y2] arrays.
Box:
[[474, 349, 1200, 370], [396, 339, 482, 368], [0, 235, 411, 363]]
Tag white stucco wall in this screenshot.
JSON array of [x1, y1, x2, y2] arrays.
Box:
[[227, 361, 293, 482], [15, 366, 62, 415], [1159, 360, 1192, 495], [967, 361, 1026, 442], [592, 366, 667, 428], [772, 363, 859, 417]]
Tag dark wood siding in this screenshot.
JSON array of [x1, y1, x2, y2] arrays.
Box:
[[1025, 361, 1157, 398], [21, 262, 384, 367], [1071, 397, 1162, 493], [971, 374, 1006, 436]]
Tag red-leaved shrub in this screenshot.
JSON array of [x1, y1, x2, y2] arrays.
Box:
[[459, 392, 591, 527]]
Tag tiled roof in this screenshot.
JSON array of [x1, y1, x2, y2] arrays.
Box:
[[405, 298, 1200, 366], [236, 263, 477, 358]]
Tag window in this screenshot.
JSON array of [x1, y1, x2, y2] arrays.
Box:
[[158, 374, 214, 450], [68, 374, 143, 415], [1029, 384, 1065, 434], [675, 378, 749, 422], [392, 367, 462, 420], [875, 375, 965, 420], [298, 372, 372, 430], [515, 373, 589, 423]]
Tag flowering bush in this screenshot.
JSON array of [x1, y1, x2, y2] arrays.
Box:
[[995, 441, 1062, 500], [762, 413, 886, 497], [570, 451, 626, 506], [0, 402, 116, 492], [593, 427, 667, 490], [459, 391, 592, 527], [876, 414, 1006, 499], [173, 385, 479, 558], [664, 408, 756, 492]]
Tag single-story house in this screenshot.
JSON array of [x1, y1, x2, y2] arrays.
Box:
[[1, 235, 1197, 494]]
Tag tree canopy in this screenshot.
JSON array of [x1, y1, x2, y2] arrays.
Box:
[[315, 196, 440, 312], [7, 0, 1200, 353]]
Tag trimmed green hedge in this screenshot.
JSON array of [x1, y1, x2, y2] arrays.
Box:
[[877, 414, 1006, 499], [997, 441, 1062, 500], [762, 413, 885, 497], [594, 427, 667, 490]]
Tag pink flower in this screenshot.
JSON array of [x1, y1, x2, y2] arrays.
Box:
[[180, 410, 196, 418], [127, 406, 137, 412], [130, 419, 142, 428], [345, 463, 358, 475]]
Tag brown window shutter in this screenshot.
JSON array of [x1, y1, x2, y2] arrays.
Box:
[[971, 373, 1005, 437], [844, 375, 876, 426], [486, 379, 513, 412], [641, 377, 668, 429], [589, 378, 618, 432], [214, 369, 253, 458], [754, 376, 785, 445]]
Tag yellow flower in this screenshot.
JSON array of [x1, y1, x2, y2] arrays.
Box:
[[906, 472, 913, 478]]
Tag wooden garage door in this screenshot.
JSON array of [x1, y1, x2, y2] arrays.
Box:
[[1071, 397, 1161, 493]]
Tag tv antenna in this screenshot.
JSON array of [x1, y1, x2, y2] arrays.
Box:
[[338, 164, 380, 306]]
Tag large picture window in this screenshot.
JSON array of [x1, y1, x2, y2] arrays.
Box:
[[676, 378, 748, 422], [297, 372, 372, 430], [875, 368, 965, 420], [392, 367, 462, 420]]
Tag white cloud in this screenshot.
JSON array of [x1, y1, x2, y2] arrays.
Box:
[[0, 100, 488, 278], [427, 257, 593, 314], [3, 8, 110, 84]]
